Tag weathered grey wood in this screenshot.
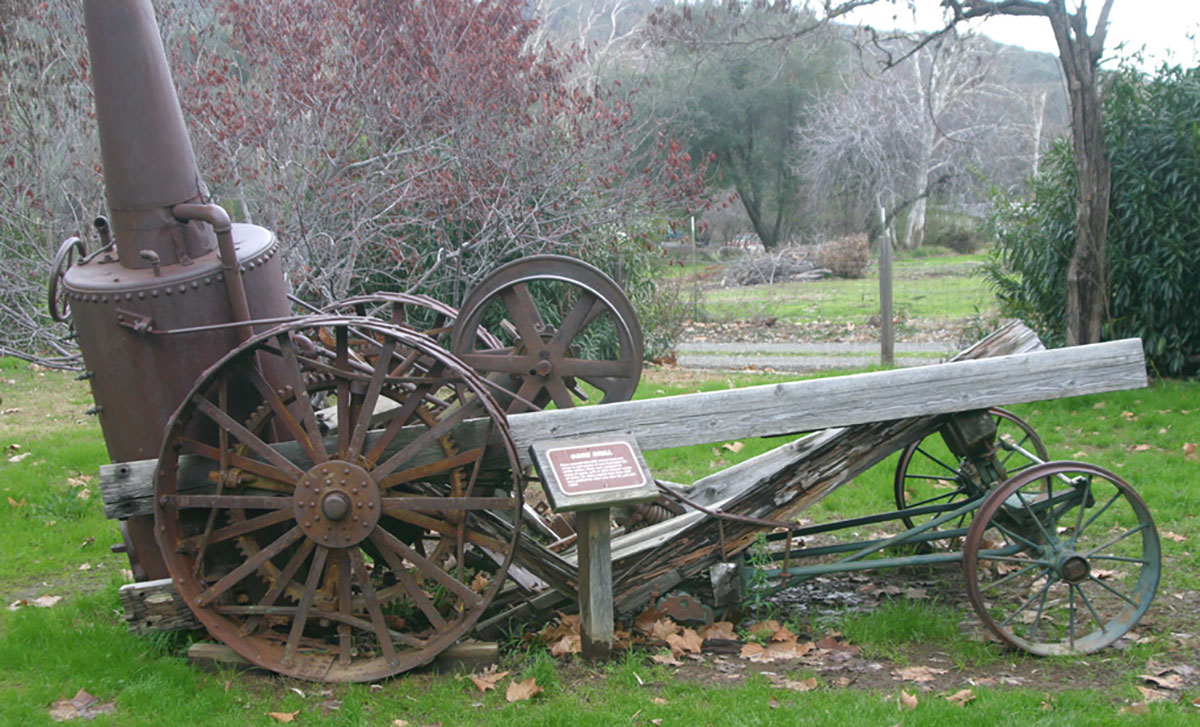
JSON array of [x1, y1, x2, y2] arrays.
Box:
[[576, 508, 614, 660], [118, 579, 198, 634], [507, 338, 1145, 455]]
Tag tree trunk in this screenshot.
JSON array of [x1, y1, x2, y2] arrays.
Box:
[[1051, 4, 1110, 346]]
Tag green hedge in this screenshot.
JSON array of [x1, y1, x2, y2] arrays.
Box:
[[986, 64, 1200, 376]]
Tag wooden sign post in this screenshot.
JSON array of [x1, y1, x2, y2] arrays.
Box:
[[529, 434, 657, 659]]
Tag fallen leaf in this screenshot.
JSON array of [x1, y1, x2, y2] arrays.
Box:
[[1140, 673, 1184, 690], [505, 677, 544, 703], [634, 606, 666, 635], [268, 712, 298, 723], [471, 572, 489, 593], [650, 697, 669, 705], [772, 676, 817, 692], [650, 651, 683, 667], [722, 441, 744, 453], [1131, 443, 1152, 452], [665, 628, 703, 657], [747, 620, 781, 639], [945, 689, 976, 706], [7, 496, 26, 508], [699, 621, 737, 641], [904, 587, 928, 600], [1185, 443, 1198, 461], [651, 720, 663, 726], [8, 451, 31, 463], [1137, 686, 1172, 703], [899, 690, 919, 711], [468, 666, 509, 692], [31, 595, 62, 608], [1119, 702, 1150, 715], [550, 633, 581, 657], [392, 720, 411, 727], [767, 697, 779, 709], [769, 625, 796, 643], [651, 618, 680, 642], [319, 699, 341, 716], [1163, 531, 1188, 543], [48, 689, 116, 722], [892, 665, 947, 683]]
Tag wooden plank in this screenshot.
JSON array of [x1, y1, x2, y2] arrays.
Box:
[[576, 508, 614, 659], [507, 338, 1146, 456], [186, 640, 497, 673]]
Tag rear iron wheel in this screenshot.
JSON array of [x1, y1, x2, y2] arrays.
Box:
[[155, 317, 523, 681], [963, 461, 1160, 655], [450, 255, 643, 414]]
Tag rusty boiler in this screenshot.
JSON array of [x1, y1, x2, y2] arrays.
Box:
[[63, 0, 291, 579]]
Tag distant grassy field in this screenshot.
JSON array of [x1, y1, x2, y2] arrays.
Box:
[[0, 359, 1197, 726], [694, 254, 995, 338]]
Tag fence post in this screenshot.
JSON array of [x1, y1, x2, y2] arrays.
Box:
[[879, 207, 894, 367]]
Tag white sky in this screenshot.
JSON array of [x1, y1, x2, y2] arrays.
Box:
[[842, 0, 1200, 69]]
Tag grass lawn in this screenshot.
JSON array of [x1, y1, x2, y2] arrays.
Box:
[[0, 357, 1198, 725]]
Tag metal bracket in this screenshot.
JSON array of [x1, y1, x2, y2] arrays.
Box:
[[115, 309, 154, 335]]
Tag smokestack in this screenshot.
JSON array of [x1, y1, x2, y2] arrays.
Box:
[[84, 0, 216, 268]]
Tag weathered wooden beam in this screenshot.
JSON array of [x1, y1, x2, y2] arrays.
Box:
[[506, 338, 1146, 456], [118, 578, 198, 634], [100, 337, 1144, 516]]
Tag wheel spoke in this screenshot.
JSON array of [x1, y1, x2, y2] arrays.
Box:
[[1074, 582, 1106, 629], [380, 508, 510, 553], [168, 494, 293, 510], [548, 291, 597, 352], [370, 526, 482, 607], [196, 526, 304, 606], [179, 437, 300, 487], [380, 495, 516, 513], [979, 561, 1046, 592], [458, 353, 531, 375], [335, 326, 351, 459], [335, 549, 353, 665], [349, 548, 398, 666], [544, 375, 576, 410], [371, 404, 473, 482], [1079, 489, 1123, 537], [377, 448, 486, 490], [241, 361, 325, 465], [1013, 489, 1057, 545], [282, 545, 329, 666], [192, 396, 306, 482], [362, 379, 441, 466], [367, 530, 448, 631], [1083, 523, 1149, 558], [1086, 574, 1140, 608], [999, 575, 1055, 629], [241, 539, 317, 636], [500, 282, 546, 347], [348, 338, 396, 459], [177, 509, 295, 552], [914, 445, 961, 476], [1026, 579, 1053, 642]]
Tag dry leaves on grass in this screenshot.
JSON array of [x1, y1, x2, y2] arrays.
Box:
[[470, 572, 489, 593], [1162, 531, 1188, 543], [550, 633, 582, 657], [699, 621, 737, 641], [467, 666, 510, 693], [650, 618, 681, 643], [651, 651, 683, 667], [767, 675, 817, 692], [9, 595, 62, 611], [722, 441, 745, 453], [891, 665, 947, 683], [1119, 702, 1150, 715], [737, 639, 815, 664], [1183, 443, 1197, 461], [49, 689, 116, 722], [945, 689, 976, 707], [267, 712, 298, 723], [505, 677, 544, 703], [746, 620, 781, 639], [665, 628, 703, 657], [899, 691, 919, 710], [1137, 686, 1174, 703]]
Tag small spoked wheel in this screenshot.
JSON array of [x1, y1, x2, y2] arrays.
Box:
[[155, 317, 524, 681], [894, 408, 1048, 546], [450, 255, 643, 414], [963, 461, 1160, 655]]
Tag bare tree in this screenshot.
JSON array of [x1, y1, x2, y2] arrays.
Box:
[[939, 0, 1116, 346]]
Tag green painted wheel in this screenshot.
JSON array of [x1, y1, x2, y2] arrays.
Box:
[[963, 461, 1160, 655]]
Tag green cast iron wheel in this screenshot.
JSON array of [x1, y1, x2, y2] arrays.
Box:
[[963, 461, 1160, 655]]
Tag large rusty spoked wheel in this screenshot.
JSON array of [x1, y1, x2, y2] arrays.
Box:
[[963, 461, 1160, 655], [450, 255, 643, 414], [894, 408, 1048, 547], [155, 316, 523, 681]]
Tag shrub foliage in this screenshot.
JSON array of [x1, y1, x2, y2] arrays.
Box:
[[986, 65, 1200, 376]]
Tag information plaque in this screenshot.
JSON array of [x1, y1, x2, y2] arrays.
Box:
[[529, 434, 658, 512]]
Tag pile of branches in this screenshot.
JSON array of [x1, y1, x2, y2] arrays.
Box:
[[720, 247, 830, 287]]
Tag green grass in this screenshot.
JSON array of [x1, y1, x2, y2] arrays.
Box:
[[699, 253, 995, 326], [1, 359, 1198, 725]]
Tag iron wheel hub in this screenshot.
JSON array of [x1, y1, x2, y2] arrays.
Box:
[[1055, 551, 1091, 584], [294, 460, 380, 547]]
